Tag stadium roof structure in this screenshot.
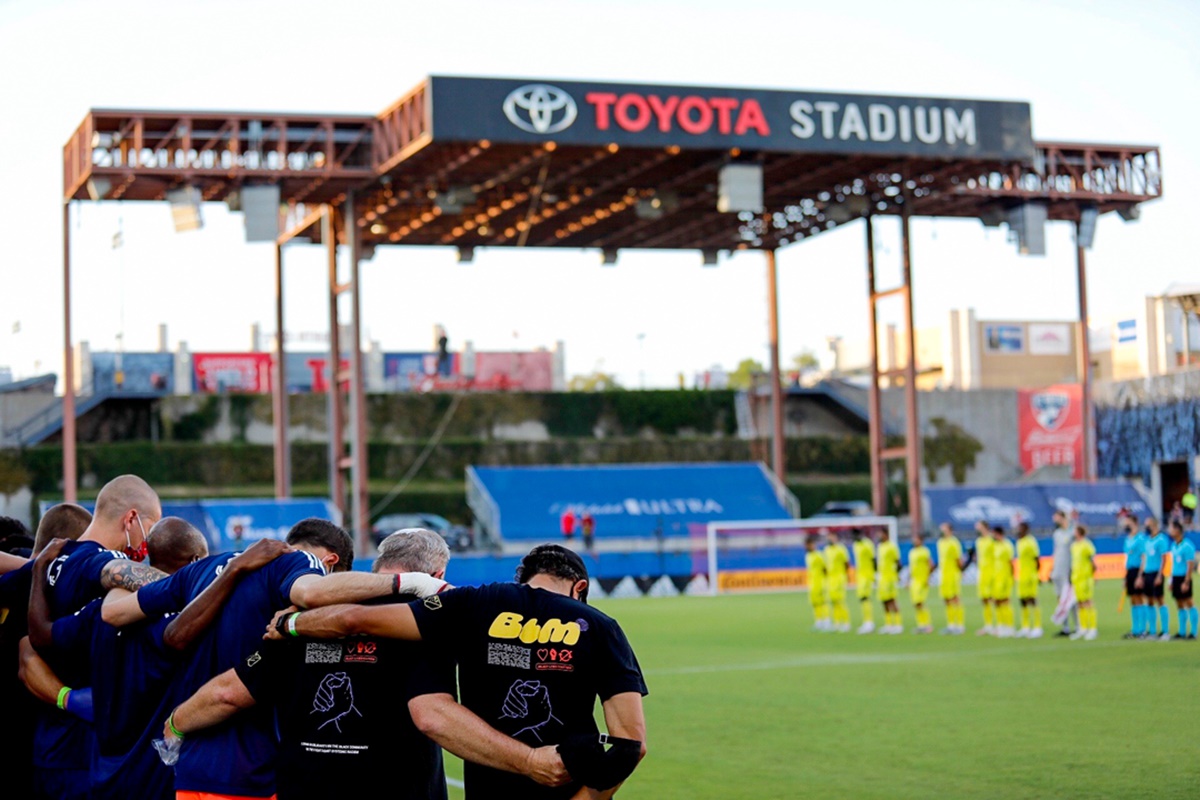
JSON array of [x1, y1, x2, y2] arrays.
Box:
[[59, 75, 1163, 545]]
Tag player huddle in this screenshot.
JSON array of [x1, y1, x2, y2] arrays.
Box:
[[0, 474, 648, 800], [803, 518, 1132, 640]]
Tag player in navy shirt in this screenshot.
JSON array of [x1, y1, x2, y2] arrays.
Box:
[[164, 529, 461, 800], [0, 503, 92, 799], [33, 475, 165, 800], [110, 517, 412, 799], [275, 544, 648, 799]]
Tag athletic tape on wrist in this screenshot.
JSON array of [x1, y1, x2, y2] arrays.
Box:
[[286, 611, 301, 637]]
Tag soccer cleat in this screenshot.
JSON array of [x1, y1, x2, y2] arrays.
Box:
[[940, 627, 955, 635], [1055, 630, 1072, 638], [915, 625, 933, 634], [1121, 632, 1140, 640], [1159, 633, 1172, 642], [1014, 628, 1029, 638], [1084, 629, 1098, 641], [975, 626, 994, 637], [1186, 635, 1197, 640], [995, 626, 1013, 639], [1171, 634, 1187, 640], [1069, 630, 1086, 640], [1028, 628, 1043, 639], [837, 623, 851, 633], [857, 622, 875, 634]]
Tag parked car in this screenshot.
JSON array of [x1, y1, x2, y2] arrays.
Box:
[[810, 500, 873, 519], [371, 512, 473, 552]]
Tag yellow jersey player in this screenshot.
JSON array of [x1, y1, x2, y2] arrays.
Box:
[[824, 530, 851, 633], [877, 532, 902, 634], [1070, 524, 1098, 640], [991, 525, 1016, 638], [853, 528, 876, 634], [973, 520, 997, 635], [1015, 521, 1043, 638], [908, 532, 933, 633], [805, 535, 831, 632], [935, 523, 965, 634]]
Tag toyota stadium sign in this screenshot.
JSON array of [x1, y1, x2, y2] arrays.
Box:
[[429, 76, 1035, 161]]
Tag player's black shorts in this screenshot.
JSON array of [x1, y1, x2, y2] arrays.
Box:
[[1144, 573, 1164, 599], [1125, 569, 1143, 596], [1171, 576, 1193, 601]]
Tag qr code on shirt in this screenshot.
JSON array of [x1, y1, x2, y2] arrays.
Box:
[[487, 642, 531, 670], [305, 643, 343, 664]]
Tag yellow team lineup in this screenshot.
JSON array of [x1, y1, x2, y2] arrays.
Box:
[[804, 521, 1100, 639]]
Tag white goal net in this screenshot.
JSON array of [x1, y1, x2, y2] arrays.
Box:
[[705, 516, 898, 596]]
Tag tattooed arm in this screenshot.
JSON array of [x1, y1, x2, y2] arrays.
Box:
[[101, 559, 167, 592]]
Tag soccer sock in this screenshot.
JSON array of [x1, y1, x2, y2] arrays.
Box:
[[1178, 609, 1186, 636], [1091, 607, 1099, 631], [1079, 607, 1090, 631], [955, 605, 965, 627], [1146, 606, 1156, 634], [1020, 606, 1030, 629], [917, 608, 930, 628], [1002, 605, 1014, 628], [1188, 608, 1198, 636], [1030, 604, 1041, 629], [1159, 606, 1169, 634], [983, 604, 994, 628], [835, 601, 849, 625], [861, 599, 874, 624], [1133, 606, 1144, 635], [889, 610, 901, 628]]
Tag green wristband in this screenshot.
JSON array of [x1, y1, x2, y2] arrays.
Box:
[[56, 686, 71, 710], [286, 611, 302, 637], [167, 711, 185, 739]]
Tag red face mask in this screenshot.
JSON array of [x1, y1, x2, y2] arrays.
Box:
[[124, 515, 149, 562]]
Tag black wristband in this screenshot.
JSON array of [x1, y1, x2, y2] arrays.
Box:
[[275, 612, 293, 637]]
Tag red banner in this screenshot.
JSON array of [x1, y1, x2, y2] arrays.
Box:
[[193, 353, 273, 393], [473, 352, 554, 391], [1018, 383, 1083, 479]]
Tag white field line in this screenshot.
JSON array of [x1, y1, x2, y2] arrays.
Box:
[[645, 641, 1126, 676]]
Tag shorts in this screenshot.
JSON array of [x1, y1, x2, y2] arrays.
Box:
[[809, 583, 827, 607], [992, 574, 1014, 601], [878, 578, 898, 603], [1124, 568, 1143, 596], [1072, 578, 1095, 604], [1171, 575, 1193, 601], [940, 575, 961, 600], [910, 581, 929, 605], [1143, 573, 1164, 599], [827, 576, 847, 603], [1018, 576, 1039, 601], [977, 570, 995, 601], [856, 576, 874, 600]]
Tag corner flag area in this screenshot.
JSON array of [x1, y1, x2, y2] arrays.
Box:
[[446, 580, 1194, 799]]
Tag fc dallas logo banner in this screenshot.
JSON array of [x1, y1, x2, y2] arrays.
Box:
[[1018, 384, 1084, 479]]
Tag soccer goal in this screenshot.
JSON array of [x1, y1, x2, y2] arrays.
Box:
[[705, 516, 898, 596]]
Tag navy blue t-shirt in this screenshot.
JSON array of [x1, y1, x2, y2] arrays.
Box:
[[35, 540, 124, 782], [172, 550, 326, 797], [0, 560, 36, 797], [135, 552, 239, 619], [51, 599, 179, 800]]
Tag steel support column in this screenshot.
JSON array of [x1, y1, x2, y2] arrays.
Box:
[[864, 216, 885, 515], [1075, 226, 1097, 480], [62, 202, 77, 503], [325, 207, 346, 521], [344, 192, 370, 556], [272, 241, 290, 498], [766, 249, 785, 480], [899, 208, 923, 534]]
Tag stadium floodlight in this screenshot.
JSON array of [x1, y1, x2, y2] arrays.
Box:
[[705, 516, 898, 596], [600, 248, 619, 265], [701, 249, 719, 266], [978, 207, 1005, 228], [1117, 204, 1140, 222], [457, 246, 475, 264], [241, 185, 281, 243], [1077, 206, 1098, 250], [85, 177, 111, 201], [717, 164, 763, 213], [167, 185, 203, 233], [434, 186, 477, 214]]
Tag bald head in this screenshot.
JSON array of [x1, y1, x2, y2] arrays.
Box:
[[34, 503, 92, 554], [94, 475, 161, 524], [146, 517, 208, 575]]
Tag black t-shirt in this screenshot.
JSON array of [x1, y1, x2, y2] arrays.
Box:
[[409, 583, 648, 800], [236, 630, 454, 800], [0, 561, 35, 797]]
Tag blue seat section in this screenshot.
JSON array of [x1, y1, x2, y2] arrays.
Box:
[[471, 462, 792, 541]]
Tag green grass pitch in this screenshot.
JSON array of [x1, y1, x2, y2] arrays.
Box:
[[445, 580, 1197, 799]]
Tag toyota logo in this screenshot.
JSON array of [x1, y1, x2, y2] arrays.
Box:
[[503, 84, 578, 134]]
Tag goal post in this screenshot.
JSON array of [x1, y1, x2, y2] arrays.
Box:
[[705, 516, 899, 596]]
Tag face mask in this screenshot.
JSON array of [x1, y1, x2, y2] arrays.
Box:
[[124, 514, 149, 562]]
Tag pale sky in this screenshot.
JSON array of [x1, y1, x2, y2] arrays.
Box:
[[0, 0, 1196, 389]]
